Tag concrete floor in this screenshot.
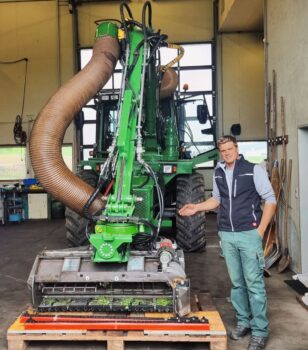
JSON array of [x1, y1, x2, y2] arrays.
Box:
[[0, 214, 307, 350]]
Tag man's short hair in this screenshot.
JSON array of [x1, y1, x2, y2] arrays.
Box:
[[217, 135, 238, 148]]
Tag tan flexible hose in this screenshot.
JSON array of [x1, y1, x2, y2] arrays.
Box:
[[30, 36, 120, 216], [160, 68, 178, 99], [161, 44, 184, 72]]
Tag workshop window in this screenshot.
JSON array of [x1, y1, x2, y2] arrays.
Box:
[[0, 145, 73, 181], [79, 42, 215, 167], [237, 141, 267, 164], [83, 106, 96, 121], [168, 43, 216, 168], [0, 146, 27, 180], [61, 144, 73, 171]]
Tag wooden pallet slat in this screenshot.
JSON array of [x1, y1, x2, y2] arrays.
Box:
[[7, 293, 227, 350]]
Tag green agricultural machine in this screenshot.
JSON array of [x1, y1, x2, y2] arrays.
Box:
[[28, 2, 218, 316]]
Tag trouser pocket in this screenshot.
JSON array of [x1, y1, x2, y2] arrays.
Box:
[[253, 229, 265, 270], [256, 250, 265, 270]]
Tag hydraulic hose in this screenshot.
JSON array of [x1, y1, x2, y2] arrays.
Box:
[[30, 35, 120, 216], [142, 1, 152, 39]]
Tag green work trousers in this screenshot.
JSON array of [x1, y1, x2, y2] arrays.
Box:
[[219, 229, 268, 338]]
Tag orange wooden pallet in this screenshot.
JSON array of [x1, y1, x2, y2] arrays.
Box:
[[7, 293, 227, 350]]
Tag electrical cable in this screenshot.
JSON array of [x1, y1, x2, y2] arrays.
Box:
[[141, 162, 164, 245], [147, 34, 168, 64], [120, 5, 163, 247], [135, 174, 150, 188], [180, 130, 201, 154], [132, 232, 153, 250], [82, 179, 106, 220], [120, 2, 133, 43], [132, 217, 157, 250], [21, 59, 28, 119], [90, 2, 163, 250], [142, 1, 152, 40], [1, 58, 28, 117], [125, 19, 143, 29], [82, 160, 112, 220], [200, 94, 216, 146], [1, 58, 29, 145], [84, 178, 114, 242], [185, 120, 194, 139], [126, 39, 145, 79], [95, 214, 158, 251]]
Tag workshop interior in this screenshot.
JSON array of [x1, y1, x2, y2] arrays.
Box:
[[1, 1, 308, 350]]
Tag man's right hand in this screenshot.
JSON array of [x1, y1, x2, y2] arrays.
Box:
[[178, 203, 198, 216]]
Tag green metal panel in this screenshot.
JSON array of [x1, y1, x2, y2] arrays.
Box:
[[90, 223, 137, 263], [144, 62, 159, 154], [192, 148, 219, 167], [106, 28, 145, 217], [132, 184, 154, 219], [95, 22, 118, 39], [162, 100, 179, 161]]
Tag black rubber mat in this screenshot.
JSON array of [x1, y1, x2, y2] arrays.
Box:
[[284, 279, 308, 295]]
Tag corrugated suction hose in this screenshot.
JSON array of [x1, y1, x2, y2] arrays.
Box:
[[30, 36, 120, 216], [160, 68, 178, 99]]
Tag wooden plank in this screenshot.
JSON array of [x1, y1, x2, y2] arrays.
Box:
[[8, 329, 227, 350], [7, 339, 28, 350], [210, 338, 228, 350], [108, 340, 124, 350], [7, 293, 227, 349], [8, 331, 227, 342]]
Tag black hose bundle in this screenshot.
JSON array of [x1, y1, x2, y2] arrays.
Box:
[[13, 115, 27, 145], [0, 58, 28, 145], [131, 233, 154, 251], [82, 178, 106, 220]]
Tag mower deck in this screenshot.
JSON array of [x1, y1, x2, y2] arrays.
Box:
[[28, 247, 190, 316]]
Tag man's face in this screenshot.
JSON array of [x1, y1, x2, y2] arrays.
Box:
[[219, 141, 239, 166]]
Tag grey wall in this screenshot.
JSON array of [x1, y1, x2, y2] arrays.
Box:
[[266, 0, 308, 273], [217, 32, 265, 139], [0, 2, 75, 145], [0, 0, 213, 180]]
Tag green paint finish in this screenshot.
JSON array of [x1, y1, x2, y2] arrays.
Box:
[[86, 18, 218, 264], [192, 148, 219, 167], [90, 223, 138, 262], [144, 62, 159, 153], [162, 101, 179, 161], [132, 183, 154, 220], [95, 22, 118, 39], [159, 219, 173, 228], [117, 91, 133, 153], [106, 29, 145, 218]]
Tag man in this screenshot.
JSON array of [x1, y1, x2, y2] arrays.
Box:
[[179, 135, 276, 350]]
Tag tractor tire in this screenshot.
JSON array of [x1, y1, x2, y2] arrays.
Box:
[[176, 172, 206, 252], [65, 169, 98, 246]]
